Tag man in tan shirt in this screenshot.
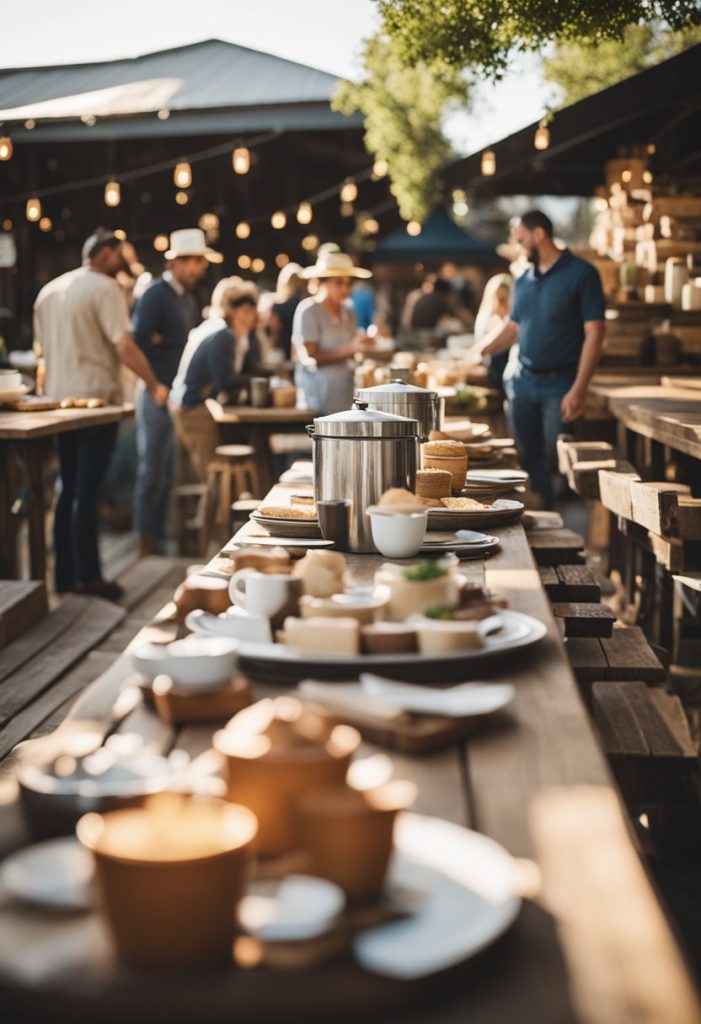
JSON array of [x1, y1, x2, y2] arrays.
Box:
[[34, 229, 167, 599]]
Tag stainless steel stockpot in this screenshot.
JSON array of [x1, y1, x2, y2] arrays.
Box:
[[354, 379, 443, 438], [307, 403, 420, 553]]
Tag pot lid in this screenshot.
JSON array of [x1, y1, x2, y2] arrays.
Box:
[[356, 379, 438, 401], [312, 402, 420, 438]]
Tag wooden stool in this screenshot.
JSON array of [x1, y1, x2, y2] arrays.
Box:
[[202, 445, 261, 552]]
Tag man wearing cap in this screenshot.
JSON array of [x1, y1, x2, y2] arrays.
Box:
[[132, 228, 221, 556], [34, 228, 169, 599], [476, 210, 605, 508]]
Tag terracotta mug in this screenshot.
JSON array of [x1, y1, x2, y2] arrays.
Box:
[[77, 794, 257, 969]]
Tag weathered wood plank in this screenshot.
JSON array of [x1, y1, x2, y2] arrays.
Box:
[[527, 529, 585, 566], [550, 603, 615, 639], [0, 581, 47, 650], [566, 638, 608, 684], [592, 683, 650, 756], [556, 566, 602, 603], [598, 469, 640, 520], [600, 627, 666, 683]]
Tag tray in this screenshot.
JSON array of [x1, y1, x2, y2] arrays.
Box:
[[238, 610, 546, 682], [427, 498, 524, 531], [250, 511, 322, 539]]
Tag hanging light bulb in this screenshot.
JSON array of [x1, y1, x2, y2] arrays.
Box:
[[643, 170, 653, 184], [173, 162, 192, 188], [271, 210, 286, 230], [481, 150, 496, 176], [340, 180, 358, 203], [24, 119, 36, 130], [251, 258, 265, 273], [296, 202, 312, 225], [114, 229, 127, 240], [104, 180, 121, 207], [621, 169, 632, 183], [236, 221, 251, 240], [26, 197, 42, 222], [363, 218, 380, 235], [340, 201, 354, 218], [238, 254, 251, 270], [175, 191, 189, 205], [0, 137, 12, 161], [406, 221, 422, 236], [301, 234, 319, 252], [154, 234, 169, 252], [198, 213, 219, 231], [373, 158, 388, 178], [232, 147, 250, 174], [275, 253, 289, 268], [534, 124, 550, 151], [39, 216, 52, 232]]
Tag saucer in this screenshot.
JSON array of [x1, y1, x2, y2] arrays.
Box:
[[0, 837, 94, 911]]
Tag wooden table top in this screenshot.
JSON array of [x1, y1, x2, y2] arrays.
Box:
[[206, 399, 317, 426], [0, 403, 133, 440], [0, 485, 698, 1022], [588, 384, 701, 460]]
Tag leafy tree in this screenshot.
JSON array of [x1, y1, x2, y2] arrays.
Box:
[[543, 21, 701, 106], [376, 0, 701, 79], [333, 35, 469, 223]]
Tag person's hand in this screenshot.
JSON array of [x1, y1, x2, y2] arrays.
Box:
[[150, 382, 170, 407], [353, 335, 374, 352], [561, 386, 585, 422]]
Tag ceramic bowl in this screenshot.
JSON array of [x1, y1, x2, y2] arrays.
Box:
[[131, 637, 239, 688], [368, 510, 428, 559]]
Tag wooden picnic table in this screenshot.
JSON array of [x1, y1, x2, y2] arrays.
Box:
[[0, 483, 699, 1022], [0, 404, 134, 580], [205, 399, 317, 493]]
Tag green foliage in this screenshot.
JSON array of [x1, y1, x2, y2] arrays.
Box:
[[402, 560, 448, 581], [333, 35, 468, 222], [376, 0, 701, 79], [543, 21, 701, 106]]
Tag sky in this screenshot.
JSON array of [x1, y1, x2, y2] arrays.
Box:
[[1, 0, 550, 155]]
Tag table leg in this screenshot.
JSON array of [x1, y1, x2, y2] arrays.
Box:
[[249, 429, 274, 495], [17, 440, 49, 581], [0, 443, 18, 578]]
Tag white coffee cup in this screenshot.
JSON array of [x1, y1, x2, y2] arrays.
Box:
[[0, 370, 22, 391], [229, 570, 302, 625]]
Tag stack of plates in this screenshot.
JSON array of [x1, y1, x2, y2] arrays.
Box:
[[427, 497, 524, 531], [462, 469, 528, 496], [250, 510, 321, 539]]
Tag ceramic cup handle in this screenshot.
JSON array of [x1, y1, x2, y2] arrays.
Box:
[[229, 568, 254, 608]]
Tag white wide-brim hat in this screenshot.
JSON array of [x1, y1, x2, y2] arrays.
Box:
[[165, 228, 223, 263], [302, 251, 371, 280]]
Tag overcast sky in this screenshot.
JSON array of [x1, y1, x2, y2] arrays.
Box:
[[1, 0, 549, 154]]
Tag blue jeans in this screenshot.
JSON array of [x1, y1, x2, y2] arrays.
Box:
[[54, 423, 118, 590], [504, 366, 575, 508], [133, 384, 175, 540]]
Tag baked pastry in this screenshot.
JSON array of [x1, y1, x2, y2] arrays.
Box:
[[415, 469, 453, 500], [421, 440, 468, 490], [290, 494, 316, 507], [223, 547, 291, 574], [10, 398, 61, 411], [173, 574, 231, 622], [259, 505, 317, 520], [361, 622, 418, 654], [413, 618, 484, 654], [292, 549, 347, 598], [440, 496, 491, 510], [299, 589, 388, 625], [282, 616, 360, 655], [374, 559, 460, 622], [422, 439, 465, 458]]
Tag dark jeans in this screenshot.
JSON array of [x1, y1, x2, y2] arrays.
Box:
[[133, 384, 175, 541], [504, 366, 575, 508], [54, 423, 119, 591]]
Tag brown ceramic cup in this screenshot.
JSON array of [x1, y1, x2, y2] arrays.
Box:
[[77, 794, 257, 969], [294, 780, 417, 905]]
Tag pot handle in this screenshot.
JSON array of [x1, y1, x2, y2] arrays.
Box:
[[306, 424, 315, 437]]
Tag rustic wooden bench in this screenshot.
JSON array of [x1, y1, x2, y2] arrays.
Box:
[[551, 602, 616, 638], [539, 565, 602, 603], [566, 626, 667, 706], [527, 529, 585, 565], [0, 581, 47, 649]]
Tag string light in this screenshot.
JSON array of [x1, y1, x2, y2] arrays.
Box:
[[275, 253, 289, 268], [114, 229, 127, 240], [173, 162, 192, 188], [39, 216, 52, 232], [373, 158, 388, 178], [232, 147, 250, 174], [301, 234, 319, 251], [534, 124, 550, 151], [104, 180, 121, 207], [251, 258, 265, 273], [0, 137, 12, 161], [238, 254, 251, 269], [406, 221, 422, 236], [26, 197, 42, 222], [621, 169, 632, 183], [175, 191, 189, 205], [154, 234, 169, 252], [340, 201, 354, 217], [340, 180, 358, 203], [363, 218, 379, 234], [643, 170, 653, 184], [647, 143, 656, 154], [236, 221, 251, 240], [594, 197, 608, 212], [157, 109, 170, 120], [481, 150, 496, 176], [24, 119, 36, 130], [198, 213, 219, 231], [271, 210, 286, 230], [296, 202, 312, 225]]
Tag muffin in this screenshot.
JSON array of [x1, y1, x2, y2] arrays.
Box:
[[421, 439, 468, 490], [415, 468, 453, 500]]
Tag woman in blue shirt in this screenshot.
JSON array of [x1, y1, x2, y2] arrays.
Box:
[[173, 279, 260, 481]]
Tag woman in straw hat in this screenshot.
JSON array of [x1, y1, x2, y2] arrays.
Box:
[[292, 251, 373, 414]]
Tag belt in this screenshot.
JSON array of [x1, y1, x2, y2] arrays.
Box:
[[519, 362, 578, 378]]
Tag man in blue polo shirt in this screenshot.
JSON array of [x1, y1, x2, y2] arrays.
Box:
[[132, 228, 221, 555], [477, 210, 605, 508]]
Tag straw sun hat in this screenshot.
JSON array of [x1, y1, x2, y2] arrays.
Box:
[[165, 228, 223, 263], [302, 251, 372, 280]]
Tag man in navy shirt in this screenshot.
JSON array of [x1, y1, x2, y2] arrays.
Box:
[[477, 210, 606, 507], [132, 228, 221, 555]]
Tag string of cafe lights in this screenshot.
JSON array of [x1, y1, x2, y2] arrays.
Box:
[[0, 126, 398, 254]]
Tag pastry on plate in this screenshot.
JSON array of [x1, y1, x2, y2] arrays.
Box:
[[223, 547, 291, 574], [440, 496, 492, 510], [415, 469, 453, 500], [375, 558, 460, 622], [259, 505, 318, 520], [281, 615, 360, 655], [361, 622, 418, 654], [292, 549, 347, 598]]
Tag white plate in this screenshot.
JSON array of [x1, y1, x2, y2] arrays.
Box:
[[354, 813, 519, 979], [250, 511, 322, 540], [427, 498, 524, 531], [239, 875, 345, 942], [0, 837, 94, 911], [466, 470, 528, 485], [359, 676, 515, 718], [238, 609, 546, 675], [0, 384, 30, 405]]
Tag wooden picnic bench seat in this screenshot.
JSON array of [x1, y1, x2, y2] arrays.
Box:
[[566, 626, 666, 705], [527, 529, 585, 565], [0, 581, 47, 649], [539, 565, 602, 603], [551, 602, 616, 638]]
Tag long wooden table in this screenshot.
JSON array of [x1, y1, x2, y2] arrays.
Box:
[[205, 399, 317, 493], [0, 404, 133, 580], [0, 493, 699, 1022], [587, 385, 701, 466]]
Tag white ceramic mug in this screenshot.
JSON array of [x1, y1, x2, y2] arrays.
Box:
[[229, 570, 301, 625]]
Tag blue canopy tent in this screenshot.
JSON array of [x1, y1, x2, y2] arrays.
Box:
[[372, 206, 498, 265]]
